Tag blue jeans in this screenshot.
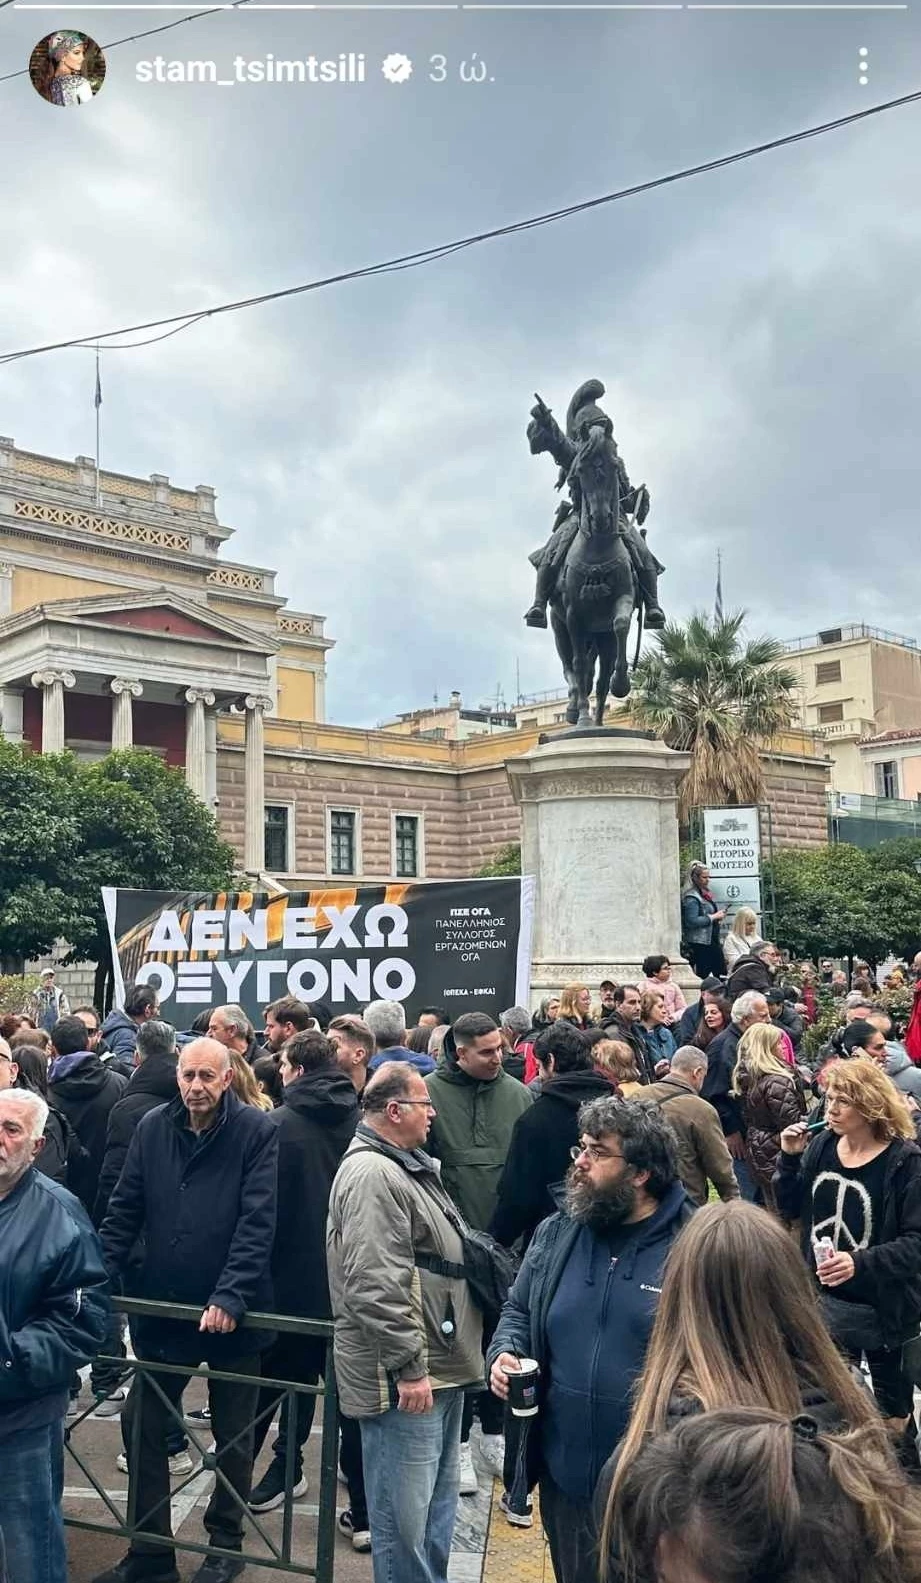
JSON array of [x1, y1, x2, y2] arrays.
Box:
[[733, 1156, 760, 1203], [0, 1417, 66, 1583], [360, 1387, 463, 1583]]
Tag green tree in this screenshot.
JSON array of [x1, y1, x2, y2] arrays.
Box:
[[765, 839, 921, 967], [621, 611, 799, 822], [68, 750, 236, 1007], [0, 742, 235, 1003], [477, 842, 521, 877]]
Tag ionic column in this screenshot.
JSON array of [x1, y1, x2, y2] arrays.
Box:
[[30, 669, 75, 754], [110, 677, 143, 750], [242, 694, 271, 872], [184, 687, 215, 800]]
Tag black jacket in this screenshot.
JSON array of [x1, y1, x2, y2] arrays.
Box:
[[700, 1023, 744, 1137], [0, 1167, 109, 1415], [35, 1105, 88, 1194], [99, 1088, 279, 1363], [490, 1068, 615, 1249], [94, 1053, 179, 1224], [48, 1054, 128, 1215], [270, 1066, 358, 1319], [725, 954, 773, 1001], [774, 1130, 921, 1347]]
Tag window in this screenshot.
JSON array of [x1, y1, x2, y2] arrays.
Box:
[[264, 805, 290, 871], [329, 809, 357, 876], [874, 761, 899, 799], [394, 814, 420, 878], [818, 703, 844, 725], [815, 660, 842, 685]]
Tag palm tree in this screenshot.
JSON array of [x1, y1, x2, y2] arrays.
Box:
[[620, 611, 799, 822]]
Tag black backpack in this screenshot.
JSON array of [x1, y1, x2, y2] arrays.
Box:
[[414, 1195, 520, 1323]]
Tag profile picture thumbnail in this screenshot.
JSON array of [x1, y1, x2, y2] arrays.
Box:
[[30, 30, 106, 107]]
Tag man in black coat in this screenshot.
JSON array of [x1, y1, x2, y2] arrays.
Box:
[[602, 985, 655, 1083], [94, 1020, 178, 1224], [248, 1030, 358, 1512], [48, 1016, 127, 1215], [95, 1037, 278, 1583], [725, 941, 781, 1003], [490, 1022, 612, 1249]]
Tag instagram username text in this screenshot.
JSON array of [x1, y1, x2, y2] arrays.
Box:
[[136, 53, 366, 84]]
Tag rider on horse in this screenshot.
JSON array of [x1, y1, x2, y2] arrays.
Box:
[[523, 380, 667, 631]]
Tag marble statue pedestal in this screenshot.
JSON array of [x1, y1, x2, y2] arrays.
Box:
[[506, 729, 693, 1000]]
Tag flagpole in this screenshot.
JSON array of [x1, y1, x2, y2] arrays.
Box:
[[94, 345, 101, 507]]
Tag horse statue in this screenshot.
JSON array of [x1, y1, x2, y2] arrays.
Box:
[[525, 379, 666, 727]]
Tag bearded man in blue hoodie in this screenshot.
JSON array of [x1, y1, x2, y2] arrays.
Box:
[[487, 1096, 694, 1583]]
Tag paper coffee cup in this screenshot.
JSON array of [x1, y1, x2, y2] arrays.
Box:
[[503, 1357, 540, 1417]]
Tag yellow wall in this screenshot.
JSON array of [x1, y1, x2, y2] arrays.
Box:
[[275, 666, 316, 722], [11, 566, 116, 609]]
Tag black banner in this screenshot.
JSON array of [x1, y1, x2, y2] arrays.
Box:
[[103, 878, 534, 1030]]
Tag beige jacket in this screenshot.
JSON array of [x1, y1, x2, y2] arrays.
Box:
[[326, 1126, 483, 1418], [637, 1076, 740, 1206]]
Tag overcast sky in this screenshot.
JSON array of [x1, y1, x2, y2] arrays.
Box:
[[2, 3, 920, 723]]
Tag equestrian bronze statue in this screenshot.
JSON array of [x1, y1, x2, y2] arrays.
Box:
[[525, 378, 666, 726]]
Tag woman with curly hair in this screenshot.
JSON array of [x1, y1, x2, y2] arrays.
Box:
[[776, 1057, 921, 1458], [732, 1021, 806, 1211]]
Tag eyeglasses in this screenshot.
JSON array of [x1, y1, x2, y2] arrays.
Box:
[[570, 1143, 626, 1164], [0, 1054, 12, 1065], [395, 1099, 436, 1111]]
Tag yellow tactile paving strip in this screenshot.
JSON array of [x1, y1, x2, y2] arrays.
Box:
[[482, 1478, 552, 1583]]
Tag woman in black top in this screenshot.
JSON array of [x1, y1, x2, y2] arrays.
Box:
[[776, 1057, 921, 1440]]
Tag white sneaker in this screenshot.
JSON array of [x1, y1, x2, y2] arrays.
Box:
[[116, 1450, 196, 1476], [458, 1440, 479, 1496], [499, 1491, 533, 1528], [116, 1451, 128, 1473], [476, 1432, 505, 1480]]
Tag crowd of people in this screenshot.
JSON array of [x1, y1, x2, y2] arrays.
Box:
[[3, 938, 921, 1583]]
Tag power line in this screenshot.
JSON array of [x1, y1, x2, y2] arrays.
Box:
[[0, 0, 253, 86], [1, 85, 918, 366]]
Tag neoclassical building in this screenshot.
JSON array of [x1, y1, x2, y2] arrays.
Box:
[[0, 437, 833, 883]]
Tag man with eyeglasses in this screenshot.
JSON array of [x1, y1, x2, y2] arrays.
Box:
[[327, 1062, 484, 1583], [487, 1097, 693, 1583]]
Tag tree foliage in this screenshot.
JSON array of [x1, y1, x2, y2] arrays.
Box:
[[766, 839, 921, 965], [0, 743, 235, 990], [477, 842, 521, 877], [622, 610, 799, 822]]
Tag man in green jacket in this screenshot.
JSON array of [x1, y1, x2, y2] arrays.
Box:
[[424, 1013, 532, 1493]]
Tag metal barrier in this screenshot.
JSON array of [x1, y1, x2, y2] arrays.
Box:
[[64, 1297, 338, 1581]]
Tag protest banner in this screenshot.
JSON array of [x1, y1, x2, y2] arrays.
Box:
[[103, 877, 535, 1028]]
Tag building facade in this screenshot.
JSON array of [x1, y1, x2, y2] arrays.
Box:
[[783, 624, 921, 794], [0, 440, 833, 886]]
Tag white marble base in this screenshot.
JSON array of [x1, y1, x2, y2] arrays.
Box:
[[506, 730, 692, 999]]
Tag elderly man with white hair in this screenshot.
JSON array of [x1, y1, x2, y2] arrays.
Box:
[[207, 1003, 261, 1066], [0, 1086, 109, 1583]]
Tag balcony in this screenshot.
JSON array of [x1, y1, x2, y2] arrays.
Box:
[[814, 718, 876, 741]]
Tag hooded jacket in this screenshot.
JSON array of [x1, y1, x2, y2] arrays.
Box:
[[94, 1052, 179, 1224], [424, 1032, 533, 1230], [725, 953, 773, 1001], [48, 1052, 127, 1214], [774, 1129, 921, 1347], [327, 1126, 483, 1417], [489, 1067, 615, 1248], [0, 1167, 109, 1435], [99, 1087, 278, 1363], [270, 1064, 358, 1318], [99, 1008, 140, 1064], [488, 1182, 694, 1501], [885, 1046, 921, 1100]]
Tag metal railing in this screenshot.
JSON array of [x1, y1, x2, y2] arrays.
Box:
[[64, 1297, 338, 1581]]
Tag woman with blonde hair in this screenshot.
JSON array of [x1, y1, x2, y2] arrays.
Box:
[[229, 1047, 274, 1111], [600, 1199, 891, 1575], [776, 1058, 921, 1458], [558, 982, 594, 1031], [593, 1038, 644, 1096], [732, 1021, 805, 1209], [722, 904, 762, 972]]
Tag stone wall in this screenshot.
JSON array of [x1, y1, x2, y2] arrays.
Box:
[[217, 742, 831, 880]]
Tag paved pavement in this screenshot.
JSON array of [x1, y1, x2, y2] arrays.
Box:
[[62, 1385, 521, 1583]]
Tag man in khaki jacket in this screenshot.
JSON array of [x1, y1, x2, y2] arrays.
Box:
[[636, 1047, 739, 1207], [327, 1062, 483, 1583]]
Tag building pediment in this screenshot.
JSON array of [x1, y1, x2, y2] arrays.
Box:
[[0, 587, 278, 655]]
